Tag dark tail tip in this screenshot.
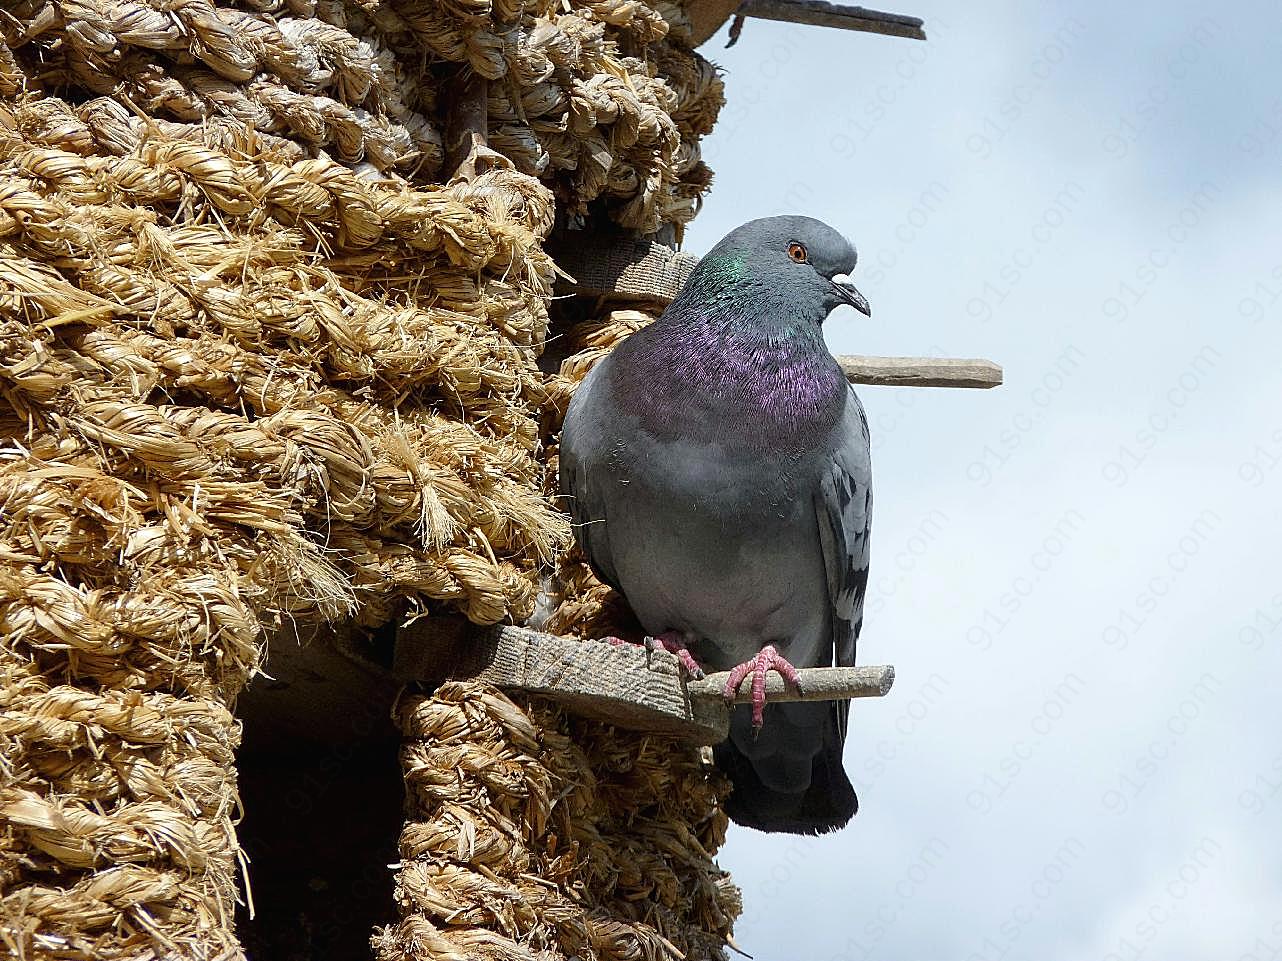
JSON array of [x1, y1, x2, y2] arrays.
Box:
[[714, 736, 858, 835]]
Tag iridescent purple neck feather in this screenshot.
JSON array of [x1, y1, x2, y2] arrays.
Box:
[[608, 254, 848, 450]]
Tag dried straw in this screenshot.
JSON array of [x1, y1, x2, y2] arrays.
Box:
[[373, 682, 739, 961], [1, 0, 730, 955]]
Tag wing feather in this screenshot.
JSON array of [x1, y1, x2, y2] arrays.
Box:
[[815, 388, 873, 739]]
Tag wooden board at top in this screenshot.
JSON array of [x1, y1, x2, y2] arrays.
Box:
[[690, 0, 745, 45], [690, 0, 925, 46]]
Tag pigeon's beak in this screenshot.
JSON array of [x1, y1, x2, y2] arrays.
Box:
[[831, 273, 872, 317]]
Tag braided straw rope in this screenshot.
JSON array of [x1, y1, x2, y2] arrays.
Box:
[[374, 682, 740, 961], [2, 0, 722, 233], [1, 0, 732, 956], [0, 137, 564, 957]]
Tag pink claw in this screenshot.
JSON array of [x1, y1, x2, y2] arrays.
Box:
[[598, 632, 705, 679], [722, 644, 802, 729], [645, 631, 706, 679]]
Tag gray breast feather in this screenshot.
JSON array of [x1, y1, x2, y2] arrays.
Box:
[[563, 363, 872, 694], [559, 363, 623, 591]]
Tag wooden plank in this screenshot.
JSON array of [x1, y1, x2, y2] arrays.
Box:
[[393, 621, 895, 743], [839, 355, 1003, 389], [397, 621, 726, 740], [736, 0, 925, 40], [690, 0, 746, 45], [552, 237, 699, 305]]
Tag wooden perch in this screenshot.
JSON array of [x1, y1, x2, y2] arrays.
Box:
[[393, 619, 894, 743], [839, 355, 1003, 389], [693, 665, 894, 703], [735, 0, 925, 40]]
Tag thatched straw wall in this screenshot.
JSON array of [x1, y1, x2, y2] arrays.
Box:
[[374, 683, 739, 961], [0, 0, 731, 957]]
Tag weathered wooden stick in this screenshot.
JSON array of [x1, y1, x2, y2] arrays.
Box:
[[444, 71, 488, 178], [839, 355, 1003, 389], [694, 664, 894, 703], [393, 620, 895, 742], [738, 0, 925, 40]]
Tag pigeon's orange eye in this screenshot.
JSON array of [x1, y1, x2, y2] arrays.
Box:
[[787, 242, 808, 263]]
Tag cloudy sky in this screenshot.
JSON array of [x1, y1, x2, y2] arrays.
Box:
[[684, 3, 1282, 958]]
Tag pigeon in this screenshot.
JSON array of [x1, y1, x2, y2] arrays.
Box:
[[558, 215, 873, 834]]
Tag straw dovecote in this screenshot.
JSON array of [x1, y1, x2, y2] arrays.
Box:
[[0, 0, 734, 957]]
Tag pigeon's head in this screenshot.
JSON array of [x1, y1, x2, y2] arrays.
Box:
[[696, 215, 871, 320]]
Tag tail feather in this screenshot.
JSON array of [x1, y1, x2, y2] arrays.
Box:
[[713, 700, 858, 835]]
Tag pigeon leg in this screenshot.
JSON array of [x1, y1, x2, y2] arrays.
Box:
[[644, 631, 706, 679], [722, 644, 802, 729]]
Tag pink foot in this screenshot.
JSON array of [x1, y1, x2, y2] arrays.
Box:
[[597, 632, 705, 679], [645, 631, 705, 679], [722, 644, 802, 729]]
